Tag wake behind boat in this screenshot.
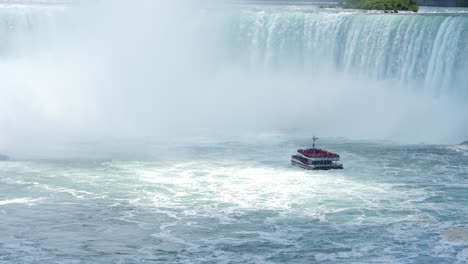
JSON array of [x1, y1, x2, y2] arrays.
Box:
[[291, 137, 343, 170]]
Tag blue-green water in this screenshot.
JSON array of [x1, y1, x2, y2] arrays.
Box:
[[1, 139, 468, 263]]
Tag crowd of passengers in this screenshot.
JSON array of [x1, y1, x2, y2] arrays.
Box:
[[298, 149, 339, 158], [292, 155, 309, 164]]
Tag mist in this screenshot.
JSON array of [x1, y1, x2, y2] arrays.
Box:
[[0, 0, 467, 157]]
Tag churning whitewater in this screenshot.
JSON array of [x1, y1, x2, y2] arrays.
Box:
[[1, 139, 468, 263], [0, 2, 467, 264]]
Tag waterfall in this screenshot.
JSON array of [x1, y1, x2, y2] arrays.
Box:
[[0, 3, 467, 149], [227, 10, 468, 98], [0, 6, 65, 59], [1, 6, 467, 97]]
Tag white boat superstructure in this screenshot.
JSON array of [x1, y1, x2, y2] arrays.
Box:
[[291, 137, 343, 170]]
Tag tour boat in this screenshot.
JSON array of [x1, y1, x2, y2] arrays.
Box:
[[291, 137, 343, 170]]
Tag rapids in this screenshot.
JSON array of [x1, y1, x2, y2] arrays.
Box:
[[1, 138, 468, 263]]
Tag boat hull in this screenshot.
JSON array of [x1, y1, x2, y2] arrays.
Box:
[[291, 159, 343, 170]]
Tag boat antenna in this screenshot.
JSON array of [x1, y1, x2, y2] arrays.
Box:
[[312, 136, 319, 149]]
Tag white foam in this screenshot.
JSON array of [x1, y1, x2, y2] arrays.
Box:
[[440, 229, 468, 245], [456, 248, 468, 264], [456, 144, 468, 154], [0, 197, 42, 206]]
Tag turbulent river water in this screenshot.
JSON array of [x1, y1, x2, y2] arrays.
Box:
[[1, 138, 468, 263], [0, 2, 468, 264]]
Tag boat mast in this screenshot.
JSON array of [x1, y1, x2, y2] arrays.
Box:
[[312, 136, 319, 150]]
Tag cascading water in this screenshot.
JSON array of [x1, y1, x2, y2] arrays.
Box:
[[0, 4, 467, 149], [2, 6, 467, 97], [227, 9, 468, 97], [0, 6, 468, 145], [0, 5, 64, 58]]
